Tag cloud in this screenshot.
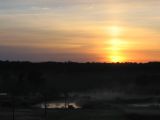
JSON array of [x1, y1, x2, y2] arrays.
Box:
[[0, 45, 103, 62], [0, 0, 160, 62]]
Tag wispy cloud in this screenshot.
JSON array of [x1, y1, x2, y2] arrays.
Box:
[[0, 0, 160, 62]]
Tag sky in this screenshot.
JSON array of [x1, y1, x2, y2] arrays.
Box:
[[0, 0, 160, 62]]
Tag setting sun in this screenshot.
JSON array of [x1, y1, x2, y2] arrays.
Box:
[[106, 26, 126, 63], [110, 55, 125, 63]]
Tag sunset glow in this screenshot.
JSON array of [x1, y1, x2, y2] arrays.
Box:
[[106, 25, 126, 62], [107, 26, 123, 37], [110, 56, 125, 63], [0, 0, 160, 62], [108, 38, 126, 63]]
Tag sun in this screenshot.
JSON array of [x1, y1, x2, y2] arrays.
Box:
[[110, 55, 125, 63], [105, 26, 126, 63]]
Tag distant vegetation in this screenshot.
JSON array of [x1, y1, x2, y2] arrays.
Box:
[[0, 61, 160, 97]]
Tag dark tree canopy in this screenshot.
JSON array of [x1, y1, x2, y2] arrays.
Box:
[[0, 61, 160, 96]]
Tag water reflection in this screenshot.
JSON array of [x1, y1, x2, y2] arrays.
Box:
[[39, 102, 81, 109]]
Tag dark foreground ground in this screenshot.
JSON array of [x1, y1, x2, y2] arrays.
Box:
[[1, 108, 160, 120], [0, 108, 126, 120]]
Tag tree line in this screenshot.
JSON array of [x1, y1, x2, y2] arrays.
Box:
[[0, 61, 160, 97]]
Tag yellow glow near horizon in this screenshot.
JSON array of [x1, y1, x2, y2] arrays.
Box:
[[110, 55, 125, 63], [106, 26, 126, 63], [109, 43, 126, 63]]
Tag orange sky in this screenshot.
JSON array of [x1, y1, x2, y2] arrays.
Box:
[[0, 0, 160, 62]]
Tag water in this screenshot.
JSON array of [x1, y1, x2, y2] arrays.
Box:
[[129, 103, 160, 108], [38, 101, 81, 109]]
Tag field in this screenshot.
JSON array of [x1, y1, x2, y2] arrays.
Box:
[[0, 108, 126, 120]]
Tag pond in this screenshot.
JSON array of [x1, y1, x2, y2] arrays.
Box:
[[37, 101, 81, 109]]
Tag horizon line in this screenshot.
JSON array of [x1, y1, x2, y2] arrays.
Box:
[[0, 60, 160, 64]]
